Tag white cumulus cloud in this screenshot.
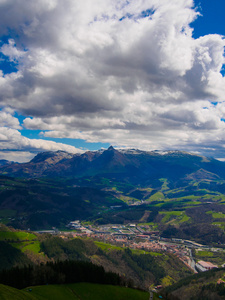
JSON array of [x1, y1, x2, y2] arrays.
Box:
[[0, 0, 224, 158]]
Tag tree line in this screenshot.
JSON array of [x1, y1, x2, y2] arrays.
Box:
[[0, 259, 128, 289]]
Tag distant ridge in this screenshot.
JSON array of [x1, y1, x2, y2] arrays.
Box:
[[0, 147, 224, 183], [0, 159, 14, 166]]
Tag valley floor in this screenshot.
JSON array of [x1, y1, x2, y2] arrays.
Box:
[[49, 222, 225, 274]]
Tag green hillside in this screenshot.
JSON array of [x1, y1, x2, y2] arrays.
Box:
[[0, 283, 153, 300], [0, 241, 32, 271], [0, 226, 192, 290], [0, 176, 125, 230], [1, 148, 225, 247], [91, 178, 225, 245], [162, 268, 225, 300], [1, 173, 225, 245], [0, 284, 37, 300], [24, 283, 150, 300], [0, 227, 46, 270]]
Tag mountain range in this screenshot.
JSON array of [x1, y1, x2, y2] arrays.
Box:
[[0, 146, 224, 185], [1, 146, 225, 239]]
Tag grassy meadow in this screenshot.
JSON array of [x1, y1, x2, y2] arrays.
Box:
[[0, 283, 152, 300]]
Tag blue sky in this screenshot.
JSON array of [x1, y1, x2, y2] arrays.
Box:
[[0, 0, 225, 162], [192, 1, 225, 38], [192, 0, 225, 78]]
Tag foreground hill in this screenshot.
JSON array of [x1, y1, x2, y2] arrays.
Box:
[[162, 268, 225, 300], [0, 283, 150, 300], [0, 284, 37, 300], [0, 225, 192, 290]]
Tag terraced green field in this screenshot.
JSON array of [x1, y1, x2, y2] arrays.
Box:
[[94, 241, 124, 251], [212, 221, 225, 230], [0, 231, 37, 241], [0, 230, 42, 261], [195, 249, 225, 266], [159, 211, 190, 225], [10, 241, 41, 254], [148, 192, 165, 202], [206, 211, 225, 219], [94, 240, 162, 257]]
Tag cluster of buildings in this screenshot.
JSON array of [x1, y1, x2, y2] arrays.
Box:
[[62, 221, 223, 273]]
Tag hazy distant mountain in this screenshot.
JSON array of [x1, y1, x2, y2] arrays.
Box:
[[0, 147, 225, 185], [0, 151, 75, 178], [0, 159, 13, 166]]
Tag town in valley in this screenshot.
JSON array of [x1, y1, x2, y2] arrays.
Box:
[[37, 220, 225, 275]]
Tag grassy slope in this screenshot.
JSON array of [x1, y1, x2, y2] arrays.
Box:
[[2, 174, 225, 246], [0, 283, 150, 300], [0, 231, 37, 241], [162, 268, 225, 300], [0, 226, 192, 289], [0, 229, 46, 270], [0, 284, 37, 300], [0, 241, 32, 271], [90, 241, 192, 289]]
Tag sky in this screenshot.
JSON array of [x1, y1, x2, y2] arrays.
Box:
[[0, 0, 225, 162]]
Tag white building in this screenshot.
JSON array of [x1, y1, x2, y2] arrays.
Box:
[[196, 260, 218, 272]]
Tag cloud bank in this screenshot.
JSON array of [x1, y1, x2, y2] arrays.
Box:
[[0, 0, 225, 160]]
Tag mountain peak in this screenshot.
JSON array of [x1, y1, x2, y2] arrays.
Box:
[[107, 146, 116, 151], [30, 151, 74, 164]]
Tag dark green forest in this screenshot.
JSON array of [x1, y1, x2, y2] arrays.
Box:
[[0, 260, 122, 289]]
